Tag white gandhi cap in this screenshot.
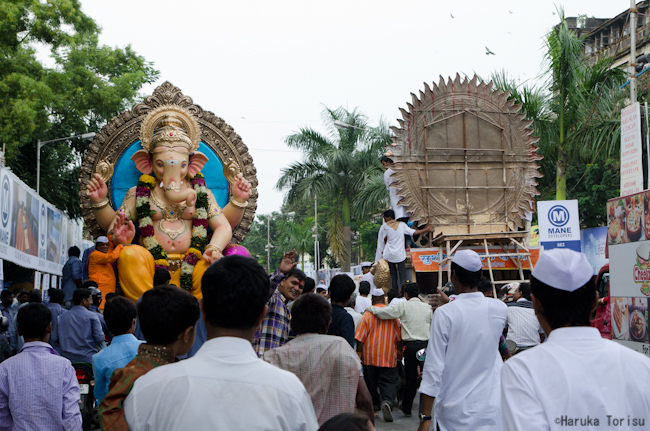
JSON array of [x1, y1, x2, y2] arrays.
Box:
[[532, 248, 593, 292], [361, 261, 373, 268], [370, 287, 385, 296], [452, 250, 482, 272], [96, 236, 109, 244]]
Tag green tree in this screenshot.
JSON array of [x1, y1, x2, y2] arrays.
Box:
[[1, 0, 159, 217], [276, 106, 390, 271], [277, 217, 314, 270], [491, 11, 625, 202]]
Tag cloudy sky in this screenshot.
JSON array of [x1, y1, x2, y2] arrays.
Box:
[[79, 0, 625, 215]]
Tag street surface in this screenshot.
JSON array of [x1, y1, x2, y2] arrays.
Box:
[[375, 394, 421, 431]]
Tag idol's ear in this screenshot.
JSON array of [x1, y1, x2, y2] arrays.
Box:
[[131, 150, 153, 174], [188, 151, 209, 177]]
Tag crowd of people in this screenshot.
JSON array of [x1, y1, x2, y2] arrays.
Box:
[[0, 238, 648, 430]]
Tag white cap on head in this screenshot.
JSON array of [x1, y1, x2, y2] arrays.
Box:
[[317, 284, 328, 291], [452, 250, 482, 272], [96, 236, 109, 244], [532, 249, 592, 292], [361, 262, 373, 268], [370, 287, 385, 297]]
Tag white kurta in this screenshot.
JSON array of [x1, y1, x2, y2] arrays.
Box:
[[375, 222, 416, 263], [421, 292, 507, 431], [124, 337, 318, 431], [360, 272, 377, 291], [501, 327, 650, 431], [353, 295, 372, 314], [384, 168, 411, 219]]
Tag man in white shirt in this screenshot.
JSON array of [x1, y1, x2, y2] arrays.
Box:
[[375, 209, 432, 293], [124, 255, 319, 431], [505, 282, 545, 352], [381, 156, 411, 221], [418, 250, 507, 431], [501, 249, 650, 431], [368, 282, 432, 417], [359, 261, 377, 291], [354, 281, 372, 314]]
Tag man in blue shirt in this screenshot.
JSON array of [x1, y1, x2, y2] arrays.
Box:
[[0, 303, 82, 430], [92, 296, 141, 402], [85, 282, 111, 343], [45, 289, 67, 355], [52, 288, 104, 364], [62, 246, 83, 309]]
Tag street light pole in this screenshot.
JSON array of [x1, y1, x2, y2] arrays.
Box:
[[266, 216, 271, 274], [36, 132, 95, 195]]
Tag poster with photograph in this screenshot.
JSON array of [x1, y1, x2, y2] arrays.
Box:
[[608, 190, 650, 357], [0, 168, 83, 276], [580, 227, 608, 275]]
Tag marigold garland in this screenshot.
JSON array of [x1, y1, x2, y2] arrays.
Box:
[[135, 173, 210, 291]]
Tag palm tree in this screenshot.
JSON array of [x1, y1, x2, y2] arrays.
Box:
[[276, 106, 390, 271], [492, 11, 626, 200], [277, 218, 314, 270]]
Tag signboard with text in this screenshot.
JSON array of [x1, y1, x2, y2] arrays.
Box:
[[411, 246, 540, 272], [537, 200, 581, 251], [620, 103, 644, 196]]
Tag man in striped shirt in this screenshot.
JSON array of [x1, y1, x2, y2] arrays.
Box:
[[505, 282, 546, 351], [355, 287, 402, 423]]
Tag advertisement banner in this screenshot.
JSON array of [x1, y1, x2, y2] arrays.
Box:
[[34, 271, 40, 290], [620, 103, 644, 197], [608, 190, 650, 356], [410, 247, 541, 272], [580, 227, 608, 275], [0, 168, 84, 276], [537, 200, 581, 251]]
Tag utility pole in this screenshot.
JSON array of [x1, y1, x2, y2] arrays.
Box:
[[630, 0, 639, 105], [266, 216, 271, 274]]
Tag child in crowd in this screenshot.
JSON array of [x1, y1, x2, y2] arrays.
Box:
[[98, 285, 200, 431]]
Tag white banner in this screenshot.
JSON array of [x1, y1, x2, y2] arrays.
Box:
[[0, 168, 84, 276], [34, 271, 40, 290], [537, 200, 581, 251], [621, 103, 644, 196], [42, 274, 49, 290], [51, 274, 57, 288]]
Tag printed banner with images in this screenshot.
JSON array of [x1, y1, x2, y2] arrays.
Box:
[[580, 226, 608, 275], [0, 167, 83, 276], [608, 189, 650, 357]]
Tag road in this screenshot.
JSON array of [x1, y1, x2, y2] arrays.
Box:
[[375, 394, 422, 431]]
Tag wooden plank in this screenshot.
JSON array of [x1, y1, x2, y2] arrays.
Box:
[[484, 239, 495, 293]]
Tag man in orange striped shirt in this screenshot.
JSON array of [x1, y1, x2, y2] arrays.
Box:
[[355, 287, 402, 423]]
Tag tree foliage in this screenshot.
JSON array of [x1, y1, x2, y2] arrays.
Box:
[[490, 11, 625, 204], [1, 0, 159, 217], [276, 106, 390, 271]]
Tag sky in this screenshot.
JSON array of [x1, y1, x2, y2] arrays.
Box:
[[77, 0, 625, 216]]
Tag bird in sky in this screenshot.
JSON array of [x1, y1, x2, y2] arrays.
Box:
[[552, 11, 556, 15], [450, 13, 454, 18], [485, 46, 496, 55], [509, 11, 513, 13]]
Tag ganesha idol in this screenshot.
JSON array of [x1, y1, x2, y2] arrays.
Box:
[[81, 83, 257, 301]]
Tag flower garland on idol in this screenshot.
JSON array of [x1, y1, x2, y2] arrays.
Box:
[[135, 173, 209, 291]]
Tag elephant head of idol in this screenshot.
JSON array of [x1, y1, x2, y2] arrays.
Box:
[[131, 105, 208, 207]]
